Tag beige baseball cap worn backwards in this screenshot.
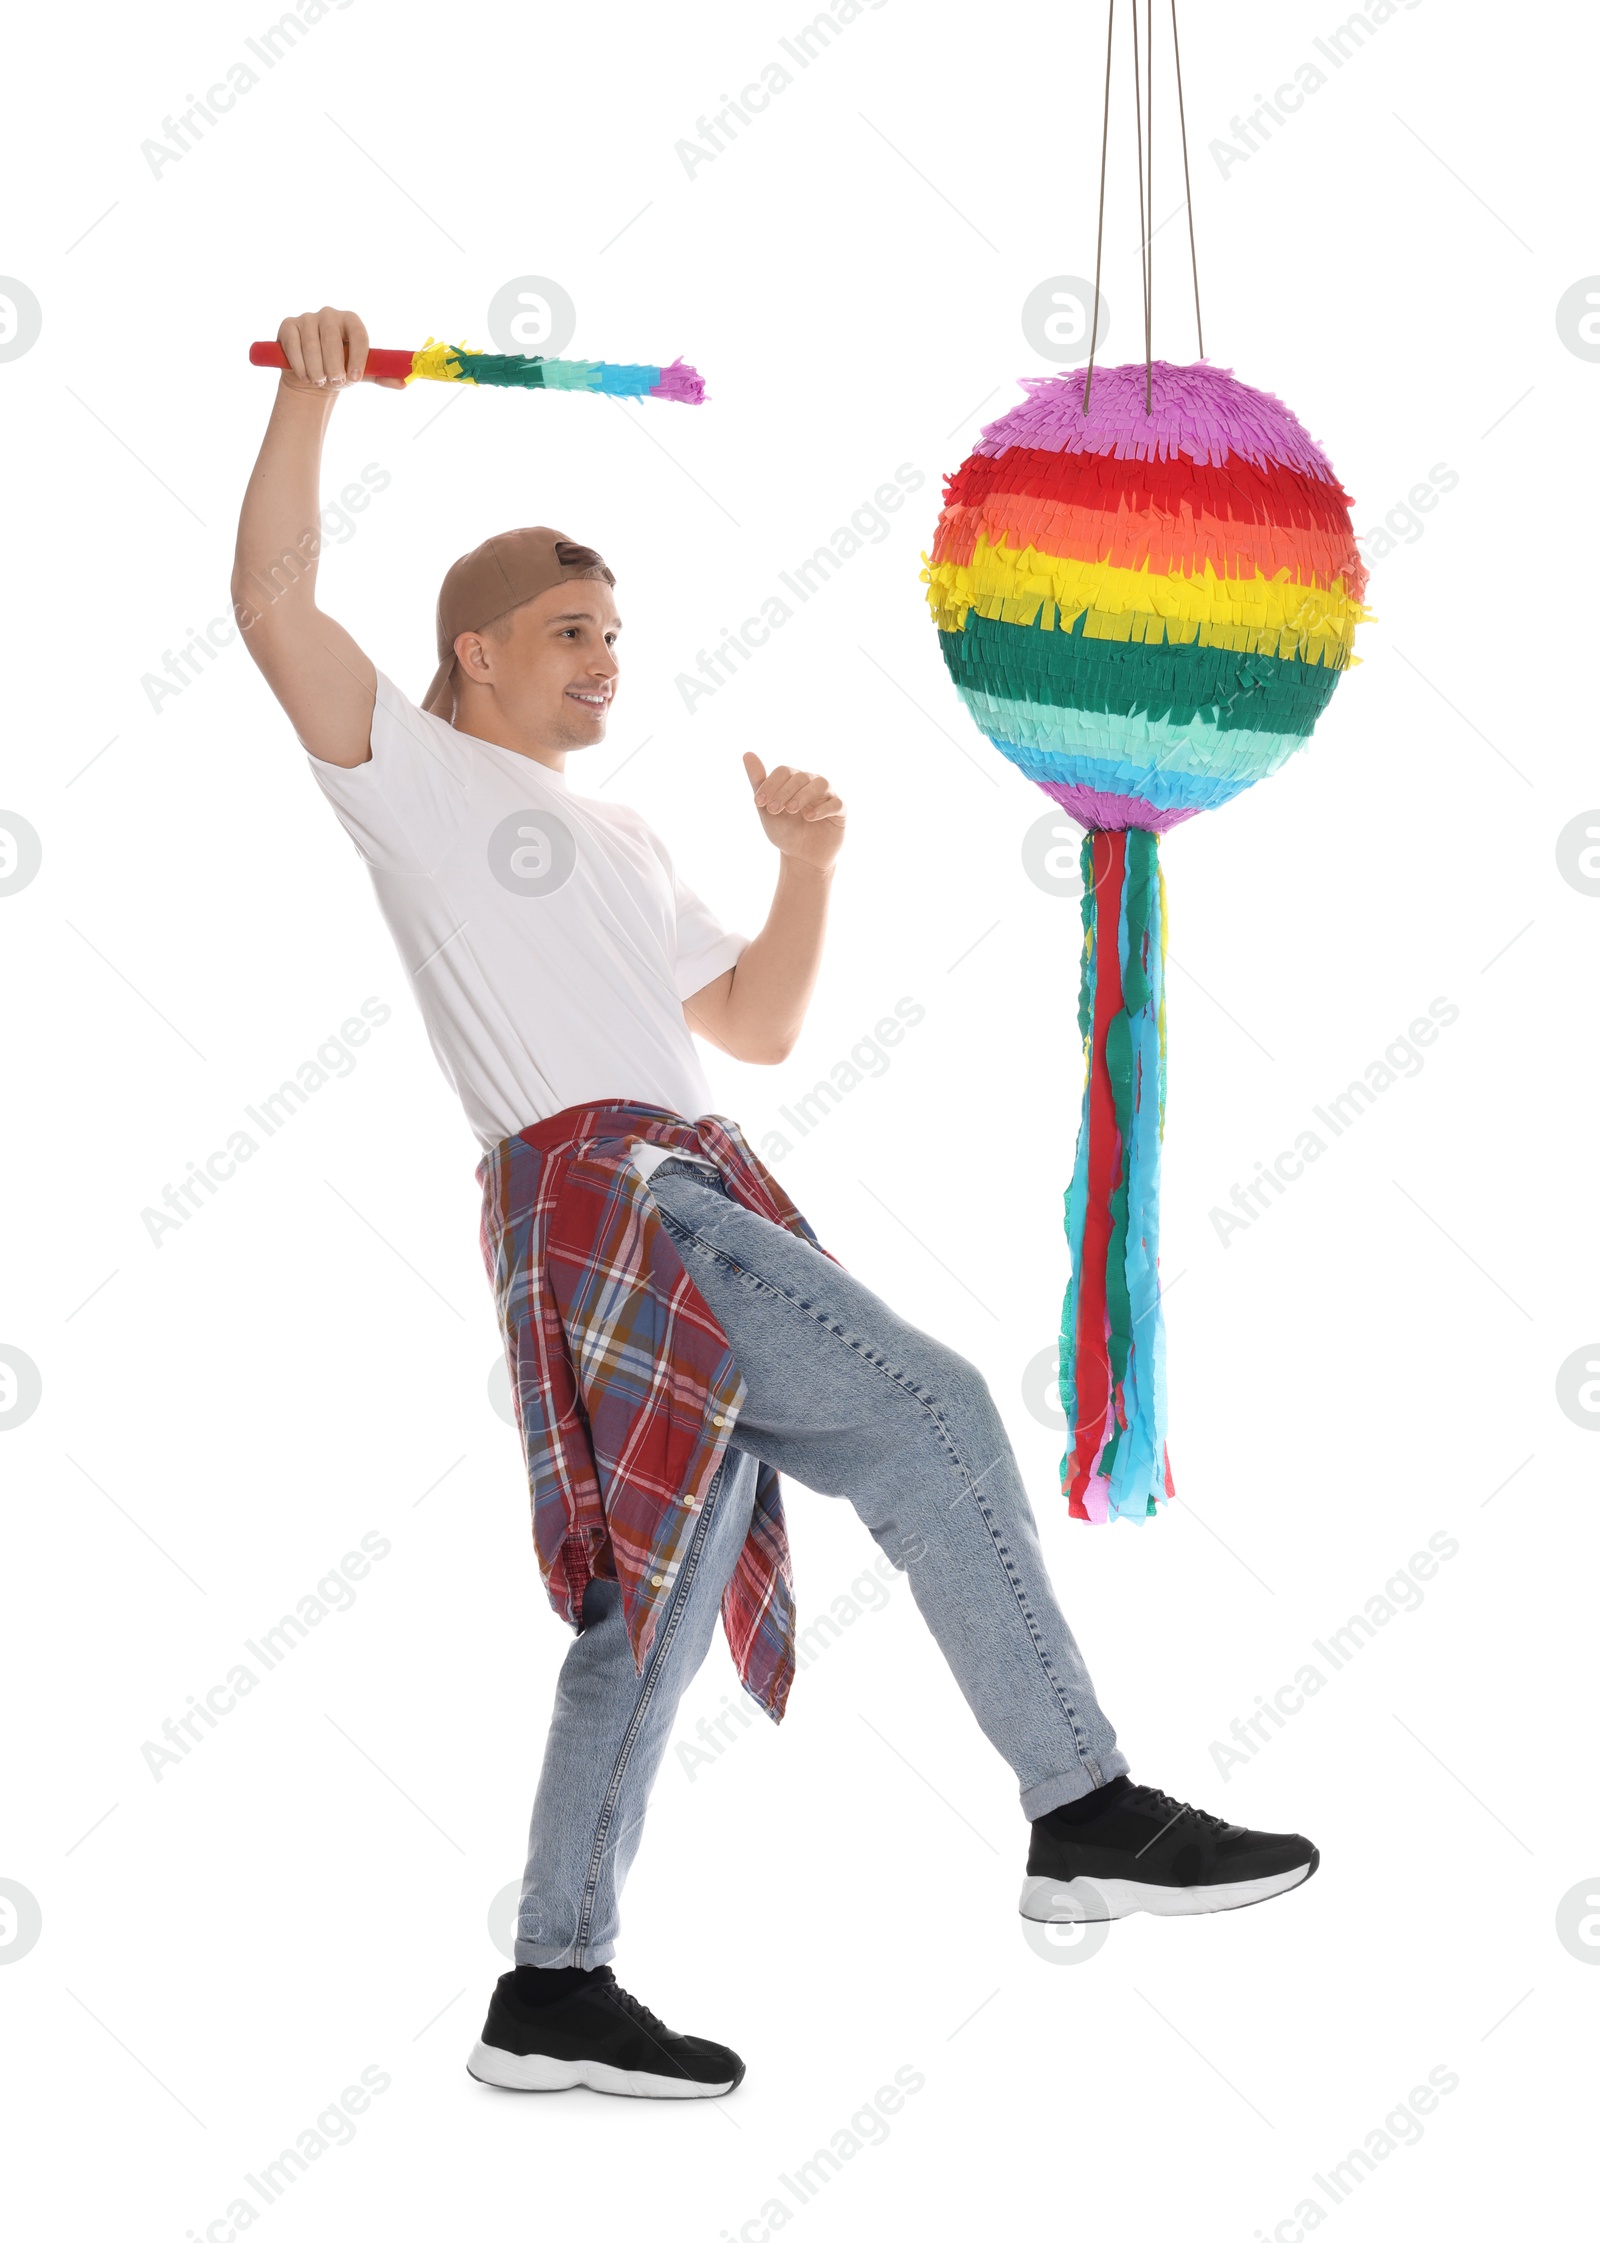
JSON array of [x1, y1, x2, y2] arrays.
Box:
[[421, 526, 614, 716]]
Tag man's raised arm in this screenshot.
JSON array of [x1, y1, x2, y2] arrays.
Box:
[[231, 307, 405, 769]]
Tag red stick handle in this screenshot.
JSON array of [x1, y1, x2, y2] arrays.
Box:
[[249, 341, 414, 381]]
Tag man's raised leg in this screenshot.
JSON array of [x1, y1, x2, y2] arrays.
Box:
[[645, 1159, 1319, 1923]]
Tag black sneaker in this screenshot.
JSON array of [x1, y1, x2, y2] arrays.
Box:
[[466, 1967, 745, 2099], [1021, 1782, 1319, 1922]]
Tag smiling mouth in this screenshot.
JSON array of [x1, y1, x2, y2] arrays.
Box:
[[567, 688, 611, 709]]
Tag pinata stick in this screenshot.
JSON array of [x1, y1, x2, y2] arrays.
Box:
[[247, 339, 705, 403], [1060, 828, 1173, 1523]]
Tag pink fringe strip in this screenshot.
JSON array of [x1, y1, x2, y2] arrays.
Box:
[[973, 360, 1338, 479]]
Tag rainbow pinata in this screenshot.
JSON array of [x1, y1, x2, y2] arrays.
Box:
[[923, 359, 1367, 1526], [924, 359, 1367, 833]]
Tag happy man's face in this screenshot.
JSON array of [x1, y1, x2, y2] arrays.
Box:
[[453, 577, 620, 748]]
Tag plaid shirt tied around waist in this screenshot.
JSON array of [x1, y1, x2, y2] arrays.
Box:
[[475, 1100, 838, 1723]]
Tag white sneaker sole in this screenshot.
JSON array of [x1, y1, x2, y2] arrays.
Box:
[[465, 2039, 738, 2098], [1019, 1861, 1315, 1922]]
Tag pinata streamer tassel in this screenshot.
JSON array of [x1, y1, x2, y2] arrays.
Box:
[[1059, 827, 1173, 1523]]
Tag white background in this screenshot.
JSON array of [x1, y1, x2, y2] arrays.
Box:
[[2, 1, 1594, 2236]]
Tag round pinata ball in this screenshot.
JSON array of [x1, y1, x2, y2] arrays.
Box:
[[923, 360, 1368, 833]]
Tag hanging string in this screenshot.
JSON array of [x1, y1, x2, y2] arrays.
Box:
[[1082, 0, 1116, 413], [1170, 0, 1204, 357], [1144, 0, 1154, 412], [1083, 0, 1205, 414], [1130, 0, 1149, 403]]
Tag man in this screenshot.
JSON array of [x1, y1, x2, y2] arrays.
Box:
[[234, 306, 1319, 2103]]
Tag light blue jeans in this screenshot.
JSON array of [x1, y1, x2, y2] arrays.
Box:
[[514, 1156, 1129, 1967]]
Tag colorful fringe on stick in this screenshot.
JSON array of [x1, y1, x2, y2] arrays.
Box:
[[1061, 828, 1172, 1522], [248, 338, 704, 402]]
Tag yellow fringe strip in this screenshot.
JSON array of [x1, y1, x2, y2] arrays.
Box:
[[925, 536, 1367, 668], [406, 337, 474, 385]]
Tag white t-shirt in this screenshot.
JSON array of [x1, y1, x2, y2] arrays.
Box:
[[305, 671, 745, 1175]]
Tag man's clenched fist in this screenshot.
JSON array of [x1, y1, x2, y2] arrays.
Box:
[[274, 307, 407, 392]]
